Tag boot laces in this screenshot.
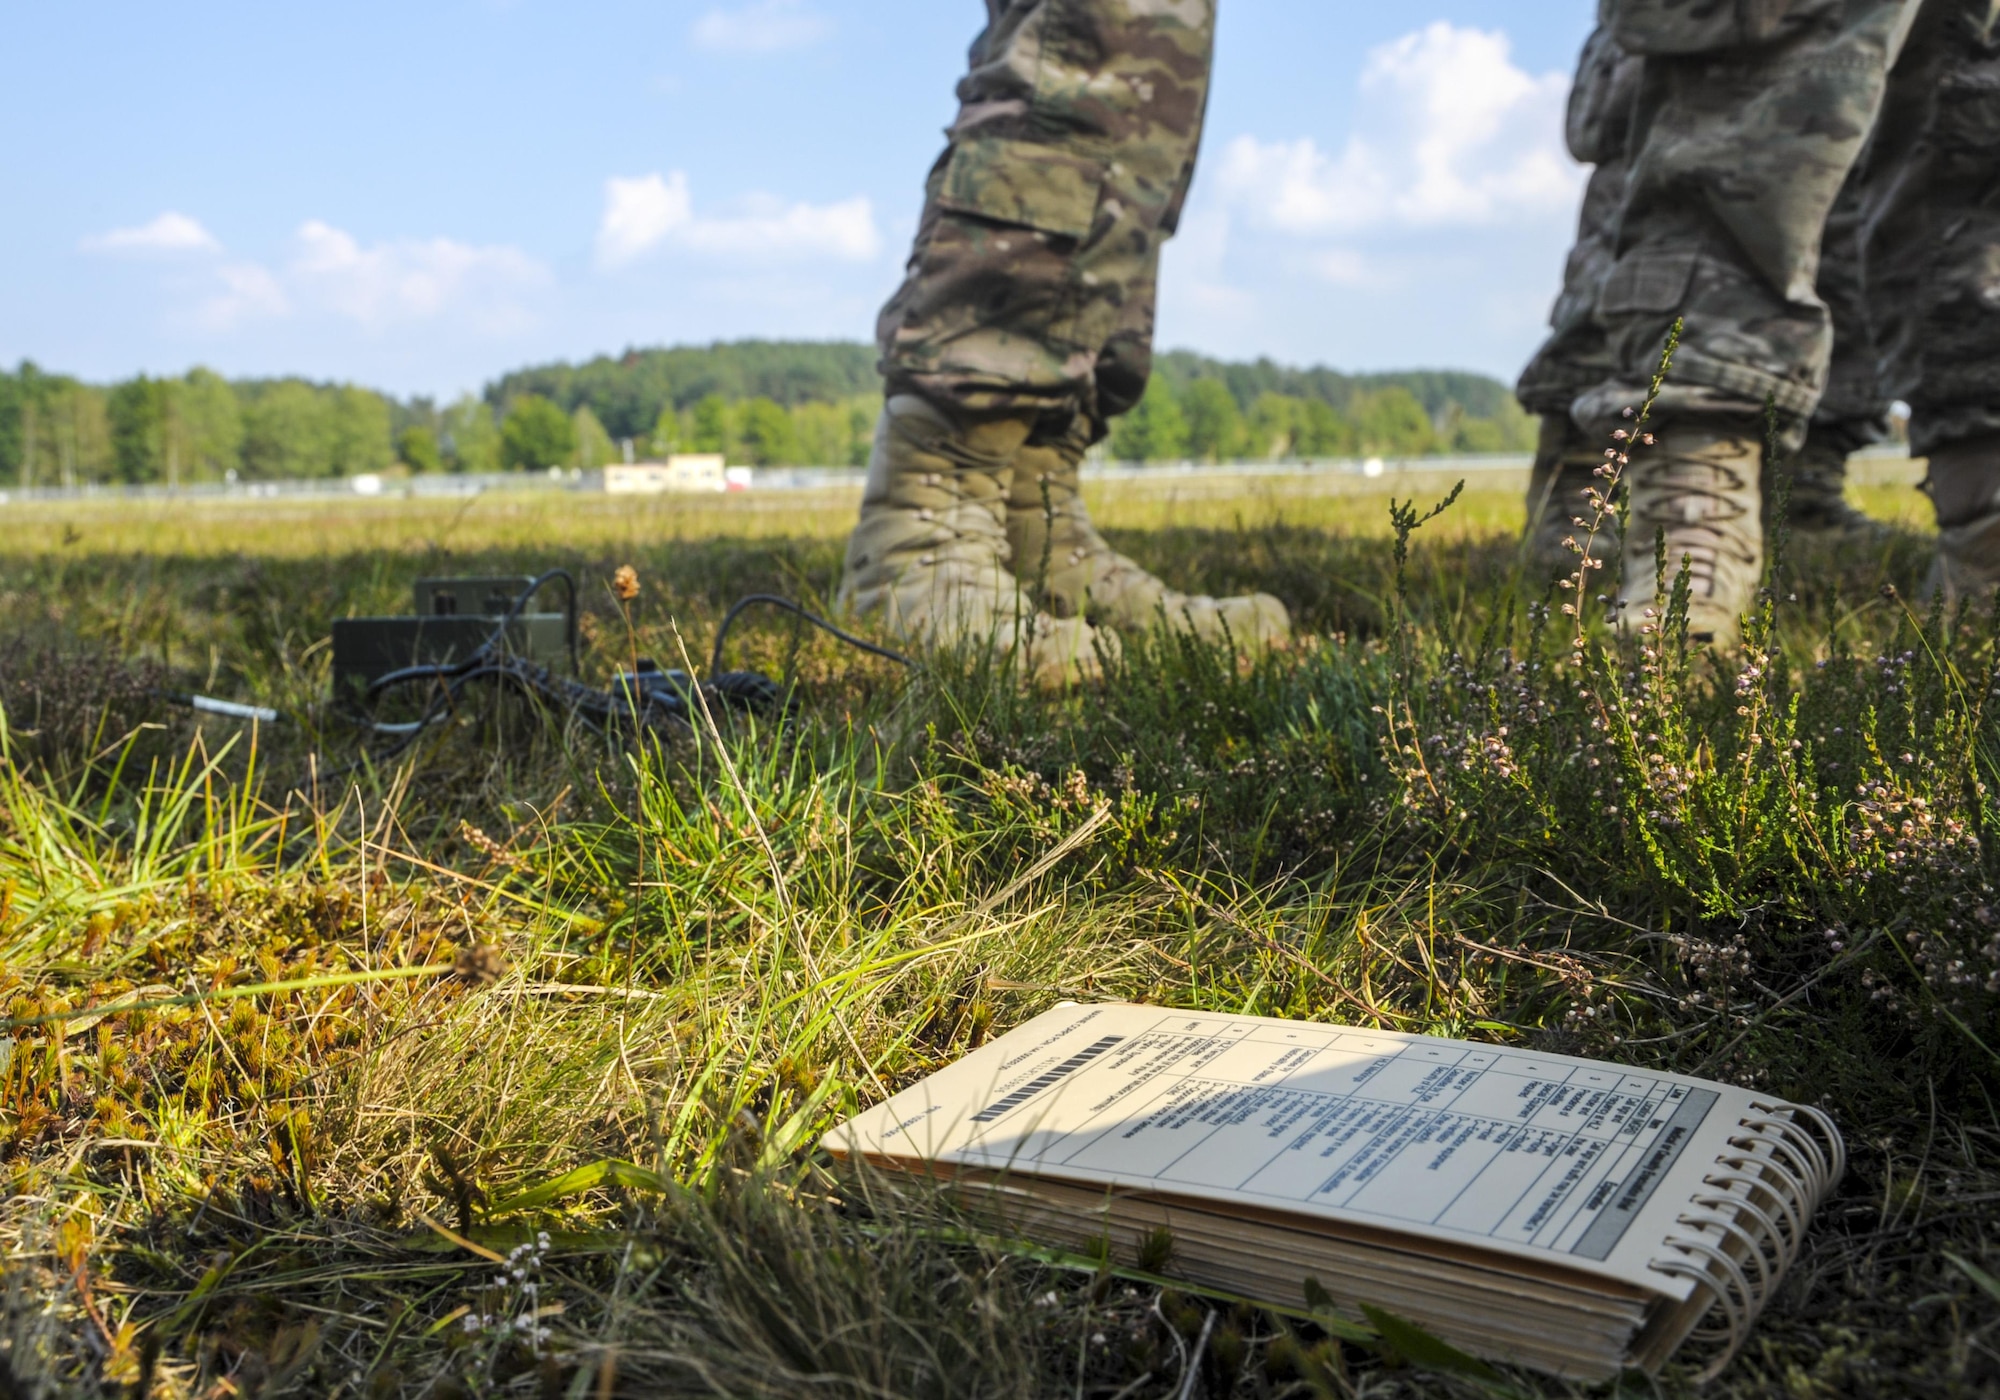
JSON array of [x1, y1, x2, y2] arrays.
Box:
[[1630, 460, 1757, 592], [1019, 421, 1092, 515], [885, 408, 1018, 550]]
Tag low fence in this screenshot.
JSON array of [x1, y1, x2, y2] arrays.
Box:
[[0, 454, 1531, 507], [0, 445, 1917, 507]]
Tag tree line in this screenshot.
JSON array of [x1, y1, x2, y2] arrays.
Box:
[[0, 341, 1533, 486], [0, 366, 404, 487], [1106, 377, 1534, 462], [503, 341, 1536, 463]]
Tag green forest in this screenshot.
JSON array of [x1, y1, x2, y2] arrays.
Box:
[[0, 341, 1534, 487]]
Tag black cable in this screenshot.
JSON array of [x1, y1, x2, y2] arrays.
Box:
[[497, 568, 577, 654], [709, 593, 910, 675], [170, 576, 904, 787], [364, 568, 579, 703]]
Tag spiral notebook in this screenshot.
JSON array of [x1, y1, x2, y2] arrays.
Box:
[[824, 1003, 1842, 1381]]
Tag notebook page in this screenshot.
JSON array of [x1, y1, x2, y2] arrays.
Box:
[[828, 1002, 1765, 1299]]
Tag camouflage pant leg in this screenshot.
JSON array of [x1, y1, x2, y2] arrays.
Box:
[[1090, 243, 1162, 426], [875, 0, 1212, 434], [1857, 0, 2000, 456], [1535, 163, 1892, 450], [1574, 0, 1919, 445], [1813, 162, 1896, 452]]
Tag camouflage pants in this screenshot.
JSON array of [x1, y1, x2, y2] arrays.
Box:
[[1527, 0, 2000, 455], [1856, 0, 2000, 454], [1812, 166, 1895, 453], [874, 0, 1212, 439]]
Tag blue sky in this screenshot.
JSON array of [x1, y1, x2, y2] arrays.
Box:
[[1, 0, 1597, 399]]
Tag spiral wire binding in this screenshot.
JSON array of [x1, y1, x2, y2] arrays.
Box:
[[1689, 1189, 1793, 1280], [1650, 1101, 1846, 1381], [1668, 1231, 1757, 1338], [1678, 1205, 1773, 1296], [1700, 1164, 1805, 1262], [1747, 1102, 1845, 1191]]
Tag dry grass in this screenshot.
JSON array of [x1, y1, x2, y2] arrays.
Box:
[[0, 461, 1995, 1399]]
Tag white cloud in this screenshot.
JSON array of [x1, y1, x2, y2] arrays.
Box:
[[83, 211, 221, 255], [677, 193, 878, 259], [1217, 23, 1578, 235], [692, 0, 831, 53], [595, 172, 880, 269], [198, 262, 290, 328], [597, 173, 693, 268], [187, 221, 544, 332], [287, 220, 546, 328]]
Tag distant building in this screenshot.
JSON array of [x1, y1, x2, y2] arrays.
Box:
[[604, 454, 729, 494]]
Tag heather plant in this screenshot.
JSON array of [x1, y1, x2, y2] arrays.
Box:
[[1366, 347, 2000, 1095]]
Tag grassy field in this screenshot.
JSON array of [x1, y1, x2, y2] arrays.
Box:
[[1, 456, 1995, 1399]]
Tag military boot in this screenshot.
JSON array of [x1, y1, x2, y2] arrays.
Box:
[[1005, 419, 1291, 652], [1923, 432, 2000, 601], [839, 395, 1113, 686], [1524, 414, 1617, 575], [1772, 435, 1885, 541], [1614, 421, 1764, 648]]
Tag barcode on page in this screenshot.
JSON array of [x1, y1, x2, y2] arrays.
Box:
[[971, 1036, 1125, 1122]]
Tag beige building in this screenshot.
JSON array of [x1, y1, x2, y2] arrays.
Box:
[[603, 454, 729, 494]]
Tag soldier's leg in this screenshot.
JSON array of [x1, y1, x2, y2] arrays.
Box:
[[1857, 0, 2000, 595], [854, 0, 1285, 658], [1787, 166, 1895, 539], [1518, 25, 1641, 574], [1003, 245, 1290, 651], [846, 0, 1223, 682], [873, 0, 1215, 424], [841, 397, 1105, 687], [1588, 0, 1916, 644]]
